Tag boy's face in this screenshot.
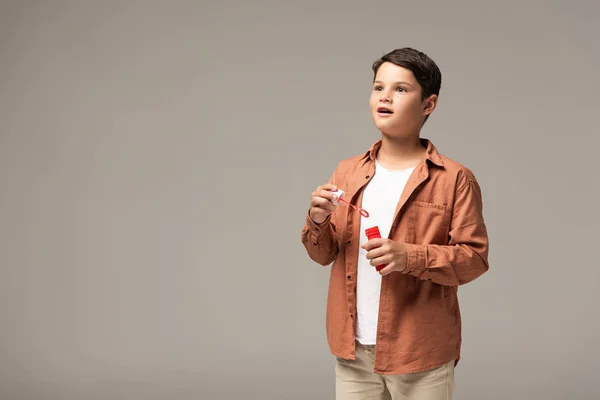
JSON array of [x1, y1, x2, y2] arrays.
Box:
[[369, 62, 437, 138]]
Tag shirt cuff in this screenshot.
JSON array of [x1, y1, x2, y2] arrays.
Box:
[[402, 243, 427, 277], [305, 211, 331, 244], [306, 210, 330, 232]]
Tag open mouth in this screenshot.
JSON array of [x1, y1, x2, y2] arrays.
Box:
[[377, 107, 393, 114]]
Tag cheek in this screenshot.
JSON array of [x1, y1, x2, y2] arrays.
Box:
[[369, 95, 378, 109], [397, 98, 423, 115], [410, 98, 425, 112]]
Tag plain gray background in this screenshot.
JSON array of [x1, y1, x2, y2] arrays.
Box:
[[1, 1, 599, 399]]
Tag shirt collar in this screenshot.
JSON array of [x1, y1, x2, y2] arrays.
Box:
[[361, 138, 445, 168]]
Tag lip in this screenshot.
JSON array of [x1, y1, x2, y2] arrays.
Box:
[[376, 106, 393, 116]]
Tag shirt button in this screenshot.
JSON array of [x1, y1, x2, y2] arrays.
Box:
[[347, 275, 351, 280]]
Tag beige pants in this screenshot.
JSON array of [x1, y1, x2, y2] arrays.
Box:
[[335, 342, 455, 400]]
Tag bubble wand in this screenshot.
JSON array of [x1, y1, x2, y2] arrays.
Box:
[[335, 194, 369, 218], [333, 189, 385, 271]]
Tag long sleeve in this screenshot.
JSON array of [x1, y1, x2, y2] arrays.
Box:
[[402, 169, 490, 286], [300, 166, 341, 266]]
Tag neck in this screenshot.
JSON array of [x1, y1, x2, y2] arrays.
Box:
[[376, 133, 427, 169]]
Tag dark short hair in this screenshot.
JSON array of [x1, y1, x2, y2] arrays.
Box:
[[372, 47, 442, 101]]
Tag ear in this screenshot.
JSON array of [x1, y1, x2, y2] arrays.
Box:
[[423, 94, 438, 116]]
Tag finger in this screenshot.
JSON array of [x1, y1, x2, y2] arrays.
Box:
[[362, 238, 386, 251], [369, 255, 391, 268], [311, 188, 337, 203], [317, 183, 338, 192], [311, 198, 336, 212], [315, 189, 338, 201], [312, 205, 335, 215], [311, 196, 335, 208], [365, 247, 386, 261], [378, 262, 396, 276]]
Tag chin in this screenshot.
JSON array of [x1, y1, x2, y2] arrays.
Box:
[[377, 125, 414, 140], [373, 119, 401, 134], [374, 118, 419, 139], [381, 130, 414, 140]]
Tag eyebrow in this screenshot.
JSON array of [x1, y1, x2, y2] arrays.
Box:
[[373, 80, 413, 87]]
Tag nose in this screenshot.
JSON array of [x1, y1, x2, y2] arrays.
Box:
[[379, 90, 391, 103]]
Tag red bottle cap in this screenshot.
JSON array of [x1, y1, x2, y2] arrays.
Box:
[[365, 226, 381, 239]]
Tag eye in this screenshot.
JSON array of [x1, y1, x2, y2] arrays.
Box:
[[395, 87, 407, 92], [374, 86, 383, 91]]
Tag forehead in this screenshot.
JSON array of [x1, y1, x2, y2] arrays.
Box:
[[374, 62, 417, 84]]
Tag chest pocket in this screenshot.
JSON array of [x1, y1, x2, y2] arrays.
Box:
[[404, 200, 452, 245]]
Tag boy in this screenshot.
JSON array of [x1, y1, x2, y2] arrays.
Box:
[[301, 48, 489, 400]]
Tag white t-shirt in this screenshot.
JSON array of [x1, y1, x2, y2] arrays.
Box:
[[355, 159, 415, 345]]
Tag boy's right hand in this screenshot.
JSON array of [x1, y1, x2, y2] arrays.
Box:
[[309, 184, 339, 224]]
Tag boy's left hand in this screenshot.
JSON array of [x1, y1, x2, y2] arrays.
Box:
[[361, 238, 408, 276]]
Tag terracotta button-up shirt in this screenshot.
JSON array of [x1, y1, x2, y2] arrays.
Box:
[[301, 138, 489, 375]]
